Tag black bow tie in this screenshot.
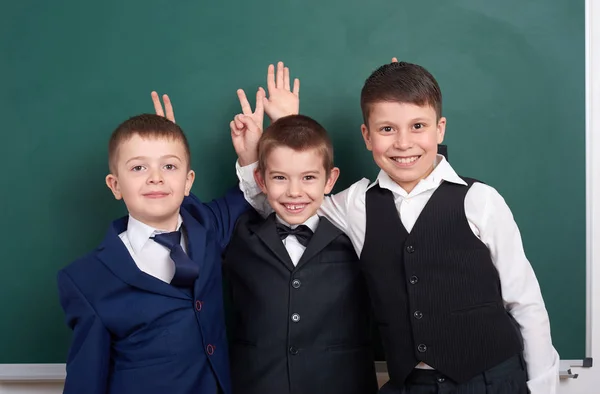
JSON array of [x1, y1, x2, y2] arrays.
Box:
[[276, 223, 314, 247]]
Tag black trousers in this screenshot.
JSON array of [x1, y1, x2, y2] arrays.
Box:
[[379, 354, 528, 394]]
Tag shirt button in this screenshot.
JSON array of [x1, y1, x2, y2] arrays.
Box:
[[195, 300, 203, 311], [406, 245, 415, 253], [206, 344, 215, 355], [292, 279, 301, 289], [409, 276, 419, 284], [291, 313, 301, 323], [437, 377, 445, 383], [413, 311, 423, 319], [289, 346, 299, 355], [417, 344, 427, 353]]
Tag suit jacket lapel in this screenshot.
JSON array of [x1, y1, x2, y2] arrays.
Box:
[[296, 217, 342, 269], [97, 216, 190, 300], [250, 213, 295, 271], [180, 207, 210, 292]]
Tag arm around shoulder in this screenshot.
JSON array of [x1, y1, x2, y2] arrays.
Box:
[[57, 269, 111, 394]]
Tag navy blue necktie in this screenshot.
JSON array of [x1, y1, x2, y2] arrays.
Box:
[[276, 223, 314, 247], [152, 230, 199, 287]]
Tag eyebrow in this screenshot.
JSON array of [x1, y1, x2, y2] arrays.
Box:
[[125, 155, 182, 165]]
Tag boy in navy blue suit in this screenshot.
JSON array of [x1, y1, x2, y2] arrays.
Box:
[[58, 111, 252, 394]]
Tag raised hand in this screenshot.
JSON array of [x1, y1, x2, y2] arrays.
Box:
[[262, 61, 300, 122], [392, 57, 398, 62], [230, 88, 265, 166], [151, 91, 176, 123]]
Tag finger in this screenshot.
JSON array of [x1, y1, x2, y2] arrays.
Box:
[[292, 78, 300, 96], [276, 61, 284, 89], [240, 115, 258, 132], [151, 91, 165, 117], [255, 88, 265, 115], [162, 94, 175, 123], [284, 67, 290, 91], [267, 64, 276, 95], [237, 89, 252, 115], [392, 57, 398, 62], [230, 120, 241, 136], [234, 114, 244, 130]]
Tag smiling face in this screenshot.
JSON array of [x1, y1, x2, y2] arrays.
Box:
[[361, 101, 445, 194], [105, 134, 195, 230], [255, 146, 339, 225]]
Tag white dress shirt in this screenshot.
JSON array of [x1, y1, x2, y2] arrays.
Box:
[[276, 214, 320, 266], [119, 214, 187, 284], [237, 155, 560, 394]]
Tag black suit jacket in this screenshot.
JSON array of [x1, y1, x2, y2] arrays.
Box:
[[223, 211, 377, 394]]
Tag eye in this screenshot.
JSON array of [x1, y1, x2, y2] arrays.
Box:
[[413, 123, 425, 130], [272, 175, 286, 181], [303, 175, 316, 181], [164, 164, 177, 170], [131, 165, 145, 172], [380, 126, 393, 133]]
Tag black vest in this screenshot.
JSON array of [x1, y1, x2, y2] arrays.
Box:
[[361, 180, 523, 384], [223, 211, 377, 394]]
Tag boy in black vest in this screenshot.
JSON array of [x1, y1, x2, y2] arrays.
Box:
[[236, 61, 559, 393]]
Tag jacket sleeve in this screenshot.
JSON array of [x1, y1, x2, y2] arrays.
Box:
[[182, 186, 251, 251], [57, 270, 111, 394]]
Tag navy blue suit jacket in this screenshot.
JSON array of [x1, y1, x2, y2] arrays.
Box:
[[57, 187, 250, 394]]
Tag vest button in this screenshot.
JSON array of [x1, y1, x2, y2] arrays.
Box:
[[291, 313, 301, 323], [413, 311, 423, 319], [292, 279, 301, 289], [406, 245, 415, 253], [417, 343, 427, 353], [289, 346, 299, 355], [409, 276, 419, 284], [437, 377, 446, 383]]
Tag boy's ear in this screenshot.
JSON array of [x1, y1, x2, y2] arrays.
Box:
[[436, 117, 447, 144], [184, 170, 195, 196], [253, 168, 268, 194], [324, 167, 340, 194], [361, 124, 373, 151], [105, 173, 122, 200]]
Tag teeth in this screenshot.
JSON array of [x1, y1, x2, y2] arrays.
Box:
[[393, 156, 418, 164], [285, 204, 306, 210]]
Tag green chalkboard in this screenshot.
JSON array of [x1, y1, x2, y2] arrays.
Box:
[[0, 0, 585, 363]]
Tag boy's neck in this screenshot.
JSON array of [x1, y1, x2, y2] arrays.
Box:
[[128, 212, 181, 232]]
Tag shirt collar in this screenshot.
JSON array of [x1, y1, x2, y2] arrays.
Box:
[[126, 214, 184, 255], [275, 214, 320, 233], [366, 154, 467, 198]]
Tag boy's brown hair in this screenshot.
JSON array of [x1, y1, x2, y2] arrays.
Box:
[[258, 114, 334, 178], [360, 61, 442, 124], [108, 114, 191, 173]]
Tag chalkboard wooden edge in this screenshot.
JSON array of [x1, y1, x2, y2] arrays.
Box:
[[0, 364, 65, 381]]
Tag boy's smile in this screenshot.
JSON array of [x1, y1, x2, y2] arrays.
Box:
[[105, 135, 195, 230], [255, 146, 339, 225], [361, 101, 445, 194]]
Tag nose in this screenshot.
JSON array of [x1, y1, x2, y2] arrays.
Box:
[[286, 180, 302, 197], [394, 131, 412, 150], [147, 168, 164, 184]]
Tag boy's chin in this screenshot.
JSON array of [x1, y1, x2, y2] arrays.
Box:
[[276, 208, 318, 225]]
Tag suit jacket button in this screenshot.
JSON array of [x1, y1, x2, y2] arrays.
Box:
[[292, 279, 301, 289], [413, 311, 423, 319], [195, 300, 203, 311], [417, 344, 427, 353], [206, 344, 215, 355], [291, 313, 301, 323], [409, 276, 419, 284], [289, 346, 299, 355], [406, 245, 415, 253]]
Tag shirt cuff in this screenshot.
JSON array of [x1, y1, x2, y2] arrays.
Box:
[[236, 160, 261, 196]]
